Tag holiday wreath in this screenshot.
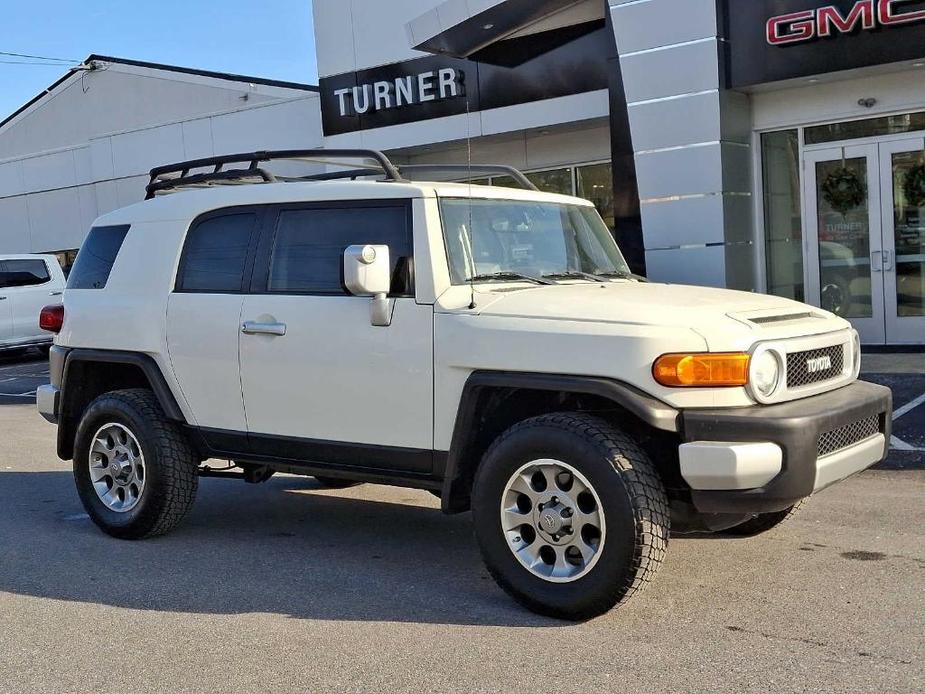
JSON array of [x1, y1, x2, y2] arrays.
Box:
[[821, 167, 866, 215]]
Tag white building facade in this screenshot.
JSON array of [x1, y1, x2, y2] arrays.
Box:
[[1, 1, 924, 345]]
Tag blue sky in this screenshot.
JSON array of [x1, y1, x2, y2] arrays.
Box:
[[0, 1, 318, 121]]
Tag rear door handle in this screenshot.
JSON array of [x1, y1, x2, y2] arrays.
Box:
[[0, 296, 6, 301], [871, 251, 882, 272], [241, 321, 287, 336], [49, 291, 63, 296]]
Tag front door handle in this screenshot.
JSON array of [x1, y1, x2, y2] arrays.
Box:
[[242, 321, 287, 336], [871, 251, 882, 272], [49, 290, 63, 296], [0, 296, 6, 301]]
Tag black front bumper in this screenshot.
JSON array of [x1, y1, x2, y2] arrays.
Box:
[[681, 380, 892, 514]]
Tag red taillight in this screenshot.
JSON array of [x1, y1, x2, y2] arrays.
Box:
[[39, 304, 64, 334]]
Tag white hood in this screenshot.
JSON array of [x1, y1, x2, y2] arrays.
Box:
[[461, 282, 849, 349]]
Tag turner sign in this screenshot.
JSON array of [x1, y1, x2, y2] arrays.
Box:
[[767, 0, 925, 45], [332, 68, 465, 117]]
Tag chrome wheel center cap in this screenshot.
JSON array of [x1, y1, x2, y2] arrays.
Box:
[[535, 497, 573, 543]]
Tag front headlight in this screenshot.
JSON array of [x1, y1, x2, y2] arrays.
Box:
[[750, 348, 782, 398]]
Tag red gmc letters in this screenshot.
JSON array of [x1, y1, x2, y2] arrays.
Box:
[[767, 0, 925, 45]]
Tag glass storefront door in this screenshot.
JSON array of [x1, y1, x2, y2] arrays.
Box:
[[879, 138, 925, 344], [803, 137, 925, 344]]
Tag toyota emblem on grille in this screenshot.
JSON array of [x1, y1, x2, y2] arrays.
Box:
[[806, 355, 833, 374]]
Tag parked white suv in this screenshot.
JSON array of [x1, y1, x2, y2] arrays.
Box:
[[37, 150, 892, 620], [0, 254, 65, 353]]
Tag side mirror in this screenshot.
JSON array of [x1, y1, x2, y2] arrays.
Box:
[[344, 244, 393, 327]]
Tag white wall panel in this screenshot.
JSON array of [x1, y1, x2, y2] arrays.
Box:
[[26, 188, 84, 252], [0, 160, 23, 197], [610, 0, 717, 55], [20, 150, 77, 192], [111, 124, 186, 179], [181, 119, 215, 160], [0, 196, 32, 252]]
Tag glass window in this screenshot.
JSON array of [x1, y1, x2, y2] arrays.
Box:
[[761, 131, 804, 302], [0, 259, 51, 288], [268, 205, 412, 295], [526, 168, 573, 196], [815, 157, 872, 318], [177, 213, 256, 292], [890, 152, 924, 317], [439, 198, 630, 284], [51, 250, 78, 277], [805, 111, 925, 145], [67, 225, 130, 290], [577, 163, 615, 231]]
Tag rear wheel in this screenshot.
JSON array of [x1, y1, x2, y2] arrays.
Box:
[[722, 502, 804, 537], [472, 412, 669, 620], [73, 389, 198, 540]]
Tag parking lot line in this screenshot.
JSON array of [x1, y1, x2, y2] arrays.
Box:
[[893, 391, 925, 420]]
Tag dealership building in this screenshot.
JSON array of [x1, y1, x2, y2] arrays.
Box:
[[1, 0, 924, 345]]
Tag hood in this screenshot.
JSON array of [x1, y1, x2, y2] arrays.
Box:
[[465, 282, 847, 347]]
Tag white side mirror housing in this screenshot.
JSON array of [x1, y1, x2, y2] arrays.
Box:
[[343, 245, 393, 327], [344, 244, 391, 296]]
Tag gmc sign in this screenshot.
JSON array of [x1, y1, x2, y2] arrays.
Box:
[[768, 0, 925, 45]]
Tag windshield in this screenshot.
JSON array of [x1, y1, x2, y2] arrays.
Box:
[[439, 198, 631, 285]]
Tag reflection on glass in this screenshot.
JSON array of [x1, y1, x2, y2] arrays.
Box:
[[892, 152, 925, 317], [526, 168, 572, 196], [815, 158, 872, 318], [805, 111, 925, 145], [577, 163, 615, 231], [761, 130, 804, 301]]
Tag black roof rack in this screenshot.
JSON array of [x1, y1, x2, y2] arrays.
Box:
[[145, 149, 405, 199], [144, 149, 539, 198]]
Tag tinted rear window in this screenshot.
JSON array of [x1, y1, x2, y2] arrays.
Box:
[[176, 213, 256, 292], [67, 225, 130, 290], [0, 259, 50, 288]]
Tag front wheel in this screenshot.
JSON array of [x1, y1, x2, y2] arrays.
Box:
[[472, 413, 669, 620], [73, 389, 199, 540]]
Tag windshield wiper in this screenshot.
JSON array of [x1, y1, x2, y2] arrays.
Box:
[[542, 272, 606, 283], [595, 271, 648, 282], [468, 271, 556, 285]]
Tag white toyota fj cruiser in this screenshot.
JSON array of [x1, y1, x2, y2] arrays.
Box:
[[37, 150, 892, 620]]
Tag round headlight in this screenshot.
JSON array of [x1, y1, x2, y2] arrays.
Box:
[[751, 349, 782, 398]]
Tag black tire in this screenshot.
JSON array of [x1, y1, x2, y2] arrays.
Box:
[[73, 389, 198, 540], [313, 476, 363, 489], [472, 412, 669, 621], [722, 502, 804, 537]]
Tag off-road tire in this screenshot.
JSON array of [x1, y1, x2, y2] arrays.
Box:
[[73, 388, 198, 540], [313, 476, 363, 489], [472, 412, 670, 621], [722, 501, 805, 537]]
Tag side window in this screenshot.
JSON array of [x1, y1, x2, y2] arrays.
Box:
[[267, 204, 413, 295], [67, 225, 130, 289], [176, 213, 257, 293], [0, 259, 51, 288]]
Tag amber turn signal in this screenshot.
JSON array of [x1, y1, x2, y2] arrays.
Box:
[[653, 353, 750, 387]]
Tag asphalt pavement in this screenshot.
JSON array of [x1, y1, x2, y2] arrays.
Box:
[[0, 352, 922, 693]]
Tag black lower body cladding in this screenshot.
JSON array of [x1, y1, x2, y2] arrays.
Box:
[[682, 381, 892, 515]]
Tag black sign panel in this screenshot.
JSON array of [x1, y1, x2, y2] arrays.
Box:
[[319, 24, 610, 136], [724, 0, 925, 88]]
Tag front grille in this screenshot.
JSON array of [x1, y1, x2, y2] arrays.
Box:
[[787, 345, 845, 389], [818, 416, 880, 457]]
